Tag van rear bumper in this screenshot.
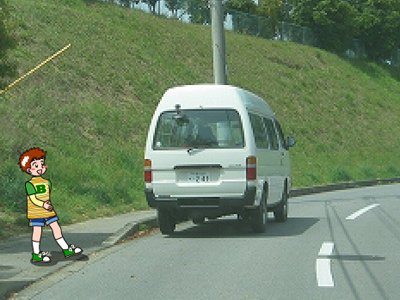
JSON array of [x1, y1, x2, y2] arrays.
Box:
[[145, 186, 256, 209]]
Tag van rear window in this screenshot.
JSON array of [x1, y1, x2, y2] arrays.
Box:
[[153, 109, 244, 149]]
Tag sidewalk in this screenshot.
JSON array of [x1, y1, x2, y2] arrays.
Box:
[[0, 210, 157, 300]]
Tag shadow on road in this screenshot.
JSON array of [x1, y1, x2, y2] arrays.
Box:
[[168, 216, 319, 238], [0, 232, 112, 255]]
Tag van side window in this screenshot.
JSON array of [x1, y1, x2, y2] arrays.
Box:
[[263, 118, 279, 150], [274, 119, 287, 150], [249, 113, 268, 148]]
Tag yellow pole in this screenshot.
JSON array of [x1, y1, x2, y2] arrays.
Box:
[[0, 43, 71, 96]]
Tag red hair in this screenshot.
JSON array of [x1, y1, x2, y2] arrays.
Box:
[[18, 148, 47, 173]]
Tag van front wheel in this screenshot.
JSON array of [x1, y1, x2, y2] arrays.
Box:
[[158, 209, 176, 235]]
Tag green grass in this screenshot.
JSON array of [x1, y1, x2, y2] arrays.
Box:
[[2, 0, 400, 238]]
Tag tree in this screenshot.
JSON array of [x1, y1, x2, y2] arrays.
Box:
[[257, 0, 282, 20], [165, 0, 183, 18], [225, 0, 296, 38], [292, 0, 358, 53], [281, 0, 295, 22], [256, 0, 284, 38], [181, 0, 210, 25], [0, 0, 17, 88], [225, 0, 257, 14], [356, 0, 400, 61], [142, 0, 158, 14], [292, 0, 400, 61], [225, 0, 258, 34]]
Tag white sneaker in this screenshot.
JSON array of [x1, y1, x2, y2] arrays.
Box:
[[63, 244, 83, 258], [32, 251, 51, 263]]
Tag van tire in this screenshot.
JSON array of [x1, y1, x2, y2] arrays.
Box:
[[274, 185, 288, 223], [250, 192, 267, 233], [158, 209, 176, 235]]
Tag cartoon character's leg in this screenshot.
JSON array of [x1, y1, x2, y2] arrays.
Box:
[[49, 220, 82, 258], [31, 225, 51, 263]]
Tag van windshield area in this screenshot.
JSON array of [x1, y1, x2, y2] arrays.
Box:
[[153, 109, 244, 149]]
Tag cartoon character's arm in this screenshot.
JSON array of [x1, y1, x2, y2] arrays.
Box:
[[29, 194, 45, 207], [29, 194, 53, 211]]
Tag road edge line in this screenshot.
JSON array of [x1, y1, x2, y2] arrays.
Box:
[[290, 178, 400, 197], [345, 204, 380, 220]]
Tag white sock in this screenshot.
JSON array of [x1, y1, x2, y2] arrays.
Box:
[[32, 241, 40, 254], [56, 237, 68, 250]]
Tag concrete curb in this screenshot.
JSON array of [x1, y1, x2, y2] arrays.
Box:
[[290, 177, 400, 197], [102, 216, 159, 247]]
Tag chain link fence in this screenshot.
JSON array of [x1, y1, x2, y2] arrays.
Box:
[[390, 49, 400, 67], [224, 9, 318, 47], [344, 39, 365, 58], [96, 0, 399, 64], [98, 0, 318, 47]]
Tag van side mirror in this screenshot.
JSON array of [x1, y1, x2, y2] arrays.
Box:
[[286, 136, 296, 149]]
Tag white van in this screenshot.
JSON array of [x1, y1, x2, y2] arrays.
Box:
[[144, 85, 295, 234]]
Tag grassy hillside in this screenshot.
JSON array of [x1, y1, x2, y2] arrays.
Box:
[[2, 0, 400, 238]]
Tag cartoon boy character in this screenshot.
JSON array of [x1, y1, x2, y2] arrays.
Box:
[[19, 148, 82, 263]]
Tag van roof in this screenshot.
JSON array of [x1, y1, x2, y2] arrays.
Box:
[[157, 84, 275, 117]]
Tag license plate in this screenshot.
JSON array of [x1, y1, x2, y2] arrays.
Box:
[[187, 171, 210, 183]]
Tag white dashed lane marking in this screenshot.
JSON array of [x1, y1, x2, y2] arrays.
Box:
[[316, 242, 335, 287]]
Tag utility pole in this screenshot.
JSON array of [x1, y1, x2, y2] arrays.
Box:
[[210, 0, 228, 85]]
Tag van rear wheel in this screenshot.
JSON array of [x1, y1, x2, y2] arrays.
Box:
[[274, 186, 288, 222], [250, 193, 267, 233], [158, 209, 176, 235]]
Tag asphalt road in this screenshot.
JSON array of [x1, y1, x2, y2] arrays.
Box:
[[16, 184, 400, 300]]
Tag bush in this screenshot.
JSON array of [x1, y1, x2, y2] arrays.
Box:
[[332, 166, 352, 182], [0, 163, 26, 213], [0, 0, 17, 88], [361, 165, 376, 179], [386, 166, 400, 178], [57, 0, 85, 8]]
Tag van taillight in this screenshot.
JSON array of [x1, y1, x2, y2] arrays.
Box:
[[246, 156, 257, 181], [144, 159, 152, 183]]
